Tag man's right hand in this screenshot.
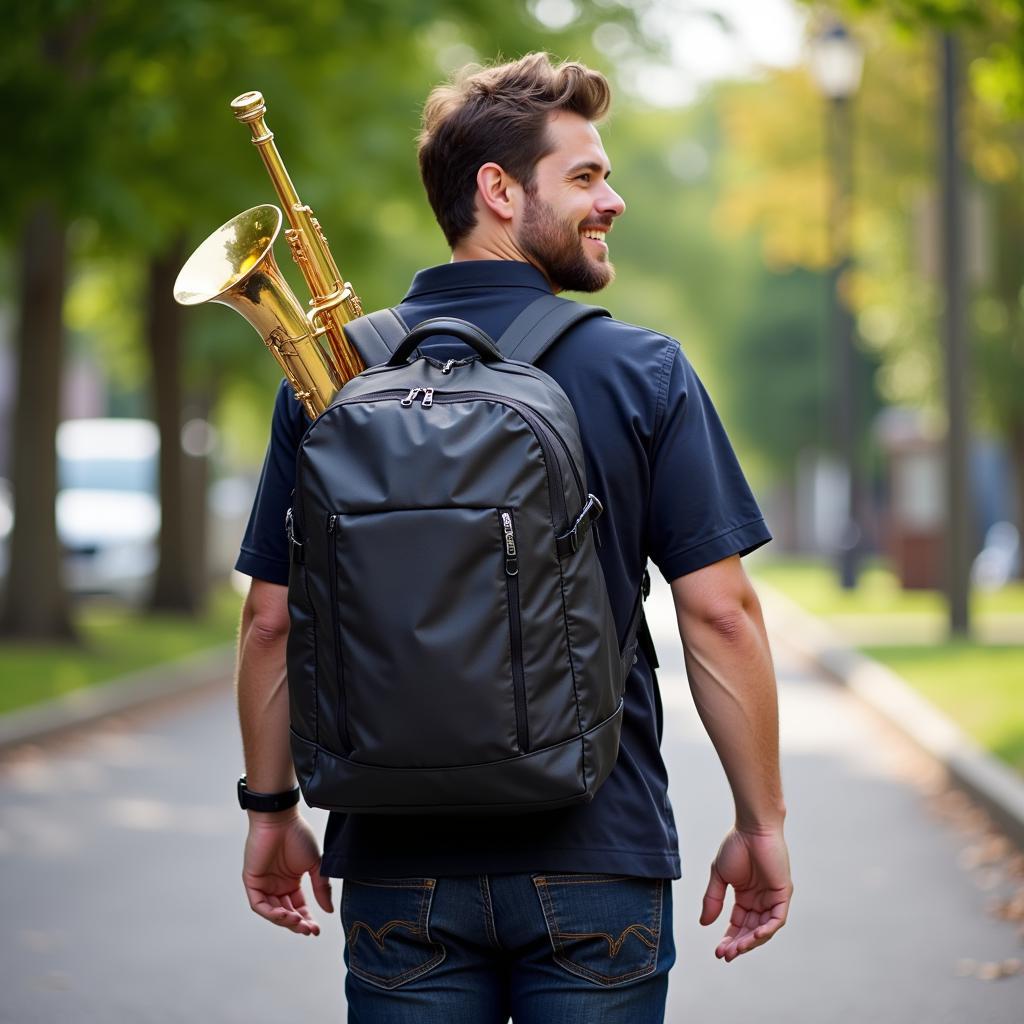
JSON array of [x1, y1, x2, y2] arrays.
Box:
[[242, 811, 334, 936], [700, 825, 792, 963]]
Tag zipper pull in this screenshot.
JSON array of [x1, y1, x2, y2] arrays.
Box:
[[421, 388, 434, 408], [501, 511, 518, 575], [442, 359, 456, 374], [400, 388, 422, 407], [327, 514, 337, 534]]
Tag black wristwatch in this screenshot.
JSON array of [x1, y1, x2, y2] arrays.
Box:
[[237, 775, 301, 812]]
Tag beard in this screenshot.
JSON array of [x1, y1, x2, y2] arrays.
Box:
[[517, 192, 615, 293]]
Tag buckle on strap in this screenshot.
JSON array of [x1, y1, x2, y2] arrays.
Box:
[[556, 493, 604, 557], [286, 508, 304, 564]]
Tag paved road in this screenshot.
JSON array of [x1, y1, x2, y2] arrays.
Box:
[[1, 578, 1021, 1022]]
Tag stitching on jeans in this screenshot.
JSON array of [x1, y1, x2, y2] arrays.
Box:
[[532, 876, 664, 987], [534, 876, 632, 885], [553, 924, 658, 958], [347, 918, 423, 951], [346, 878, 436, 889], [343, 879, 446, 989], [349, 947, 445, 988], [553, 960, 655, 984]]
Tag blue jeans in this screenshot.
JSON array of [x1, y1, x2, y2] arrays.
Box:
[[341, 872, 674, 1023]]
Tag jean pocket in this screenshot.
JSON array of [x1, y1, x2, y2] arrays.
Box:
[[532, 873, 664, 988], [341, 877, 446, 990]]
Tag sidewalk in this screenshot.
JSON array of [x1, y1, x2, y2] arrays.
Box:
[[0, 644, 235, 750], [3, 575, 1022, 1021], [756, 583, 1024, 852], [822, 611, 1022, 646], [4, 583, 1023, 855]]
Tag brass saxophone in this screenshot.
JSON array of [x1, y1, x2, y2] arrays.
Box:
[[173, 92, 364, 417]]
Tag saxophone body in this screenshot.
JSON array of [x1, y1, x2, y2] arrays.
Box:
[[173, 92, 364, 418]]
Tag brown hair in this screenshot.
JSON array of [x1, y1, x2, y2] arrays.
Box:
[[418, 53, 612, 248]]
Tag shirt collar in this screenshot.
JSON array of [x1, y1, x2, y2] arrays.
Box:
[[403, 259, 554, 300]]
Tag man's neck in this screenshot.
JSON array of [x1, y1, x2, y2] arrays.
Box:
[[450, 237, 557, 292]]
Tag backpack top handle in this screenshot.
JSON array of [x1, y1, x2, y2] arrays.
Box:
[[387, 317, 505, 367]]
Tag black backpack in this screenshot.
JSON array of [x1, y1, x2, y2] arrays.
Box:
[[285, 294, 648, 814]]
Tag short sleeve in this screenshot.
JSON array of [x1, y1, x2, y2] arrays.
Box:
[[647, 345, 771, 582], [234, 380, 309, 585]]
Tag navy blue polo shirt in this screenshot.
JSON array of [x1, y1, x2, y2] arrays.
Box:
[[236, 259, 770, 880]]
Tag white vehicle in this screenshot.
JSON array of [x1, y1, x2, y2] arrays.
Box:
[[57, 418, 161, 599], [0, 417, 255, 602], [0, 419, 160, 601]]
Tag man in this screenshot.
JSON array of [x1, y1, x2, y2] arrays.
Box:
[[235, 53, 792, 1022]]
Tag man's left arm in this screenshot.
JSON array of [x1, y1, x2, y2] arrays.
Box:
[[236, 574, 333, 936], [670, 554, 792, 962]]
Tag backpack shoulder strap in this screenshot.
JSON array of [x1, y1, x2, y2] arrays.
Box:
[[638, 566, 658, 668], [342, 308, 410, 368], [497, 294, 610, 365]]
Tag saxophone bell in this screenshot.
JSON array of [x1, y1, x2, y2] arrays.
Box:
[[173, 204, 341, 419], [173, 91, 365, 416]]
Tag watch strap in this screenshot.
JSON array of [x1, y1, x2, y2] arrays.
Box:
[[237, 775, 301, 812]]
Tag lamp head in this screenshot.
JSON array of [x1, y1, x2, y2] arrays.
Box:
[[808, 19, 864, 100]]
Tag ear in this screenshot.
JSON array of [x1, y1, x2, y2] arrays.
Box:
[[475, 162, 520, 223]]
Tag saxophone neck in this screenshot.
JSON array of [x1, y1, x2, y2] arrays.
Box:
[[231, 91, 302, 213]]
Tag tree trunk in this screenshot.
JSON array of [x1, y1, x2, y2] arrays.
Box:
[[1010, 416, 1024, 580], [146, 238, 201, 613], [181, 385, 217, 613], [0, 204, 76, 640]]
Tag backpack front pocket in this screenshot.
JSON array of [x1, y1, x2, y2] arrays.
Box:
[[330, 506, 525, 768]]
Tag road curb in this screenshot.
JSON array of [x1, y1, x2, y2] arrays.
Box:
[[0, 644, 235, 750], [758, 583, 1024, 851]]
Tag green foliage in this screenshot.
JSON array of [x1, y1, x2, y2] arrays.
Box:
[[754, 555, 1024, 616], [811, 0, 1024, 119], [757, 558, 1024, 774], [8, 1, 930, 491], [0, 0, 656, 432], [863, 642, 1024, 773], [0, 584, 242, 714], [722, 269, 829, 475], [709, 5, 1024, 511], [841, 0, 987, 31]]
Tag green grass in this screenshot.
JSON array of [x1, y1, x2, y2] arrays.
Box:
[[751, 556, 1024, 619], [0, 585, 243, 715], [752, 557, 1024, 775], [863, 643, 1024, 775]]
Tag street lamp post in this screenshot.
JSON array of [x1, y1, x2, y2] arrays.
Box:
[[810, 20, 865, 590], [939, 32, 971, 637]]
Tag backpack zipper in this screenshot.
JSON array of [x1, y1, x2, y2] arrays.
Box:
[[326, 514, 352, 752], [319, 387, 584, 531], [430, 391, 580, 529], [291, 391, 408, 561], [501, 508, 529, 752]]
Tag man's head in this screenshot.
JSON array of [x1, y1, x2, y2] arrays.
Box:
[[418, 53, 625, 292]]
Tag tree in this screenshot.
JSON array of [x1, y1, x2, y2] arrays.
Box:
[[0, 6, 112, 639], [811, 0, 1024, 562], [710, 7, 1024, 565], [0, 0, 654, 632]]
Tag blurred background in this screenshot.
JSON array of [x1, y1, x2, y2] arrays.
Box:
[[2, 1, 1024, 1018], [4, 0, 1021, 766]]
